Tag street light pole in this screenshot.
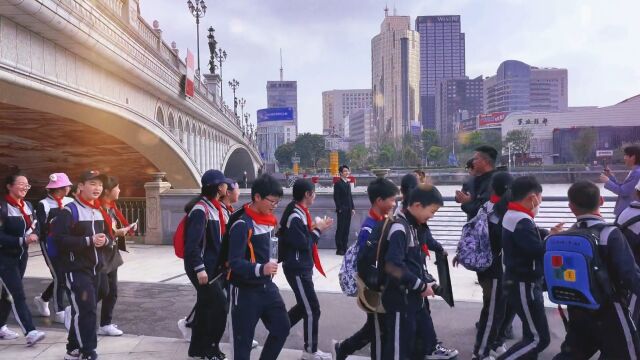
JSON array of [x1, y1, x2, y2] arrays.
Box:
[[228, 78, 239, 118], [206, 26, 217, 74], [239, 97, 246, 125], [187, 0, 207, 77], [216, 48, 227, 100]]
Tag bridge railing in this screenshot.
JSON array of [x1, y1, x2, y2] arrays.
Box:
[[119, 197, 147, 239]]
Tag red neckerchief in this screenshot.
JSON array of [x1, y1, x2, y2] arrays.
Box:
[[490, 195, 501, 204], [508, 202, 535, 218], [226, 203, 234, 213], [102, 199, 131, 235], [208, 197, 226, 235], [78, 196, 113, 237], [244, 204, 278, 226], [51, 195, 64, 210], [297, 203, 326, 277], [369, 208, 386, 222], [4, 195, 32, 229]]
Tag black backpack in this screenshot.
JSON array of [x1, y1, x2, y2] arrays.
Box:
[[214, 205, 254, 279], [356, 215, 410, 292]]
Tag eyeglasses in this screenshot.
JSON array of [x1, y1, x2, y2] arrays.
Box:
[[15, 183, 31, 190], [264, 197, 280, 206]]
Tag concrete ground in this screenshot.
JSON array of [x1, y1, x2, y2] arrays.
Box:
[[3, 245, 573, 359]]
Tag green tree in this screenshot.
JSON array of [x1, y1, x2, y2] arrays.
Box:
[[274, 141, 295, 168], [464, 131, 485, 152], [347, 144, 369, 170], [427, 146, 445, 165], [572, 128, 597, 164], [294, 133, 326, 168], [377, 143, 395, 167], [403, 146, 419, 167], [421, 129, 439, 156], [482, 129, 503, 154], [504, 129, 533, 155]]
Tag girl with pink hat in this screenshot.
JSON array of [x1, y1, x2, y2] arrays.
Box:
[[33, 172, 74, 323]]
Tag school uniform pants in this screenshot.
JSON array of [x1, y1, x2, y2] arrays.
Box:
[[383, 296, 437, 360], [335, 210, 352, 253], [497, 281, 550, 360], [97, 269, 118, 326], [630, 293, 640, 327], [65, 270, 98, 357], [553, 301, 640, 360], [228, 281, 290, 360], [0, 252, 36, 334], [285, 271, 321, 353], [186, 270, 228, 357], [474, 274, 508, 357], [40, 242, 67, 312], [338, 312, 384, 360]]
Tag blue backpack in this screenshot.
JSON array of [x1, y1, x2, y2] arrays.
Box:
[[46, 203, 79, 259], [456, 203, 493, 272], [543, 224, 614, 310]]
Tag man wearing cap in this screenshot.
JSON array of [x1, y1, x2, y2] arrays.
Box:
[[182, 169, 233, 360], [33, 173, 74, 324], [53, 170, 112, 360]]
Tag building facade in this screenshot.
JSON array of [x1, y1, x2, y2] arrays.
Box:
[[484, 60, 568, 114], [267, 81, 298, 135], [415, 15, 466, 130], [371, 13, 421, 144], [435, 76, 483, 150], [347, 108, 374, 149], [322, 89, 372, 137], [501, 95, 640, 164]]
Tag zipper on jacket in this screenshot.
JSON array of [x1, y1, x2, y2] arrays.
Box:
[[91, 209, 98, 275], [296, 250, 299, 261]]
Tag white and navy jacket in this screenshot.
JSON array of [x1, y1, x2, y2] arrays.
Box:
[[35, 196, 74, 240], [228, 212, 275, 287], [502, 208, 545, 283], [616, 201, 640, 265], [575, 214, 640, 298], [52, 200, 113, 274], [281, 204, 322, 274], [0, 199, 36, 259], [184, 197, 222, 275]]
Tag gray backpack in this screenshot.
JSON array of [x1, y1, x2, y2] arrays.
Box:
[[456, 203, 493, 272]]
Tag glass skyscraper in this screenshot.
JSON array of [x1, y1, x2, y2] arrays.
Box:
[[415, 15, 466, 129]]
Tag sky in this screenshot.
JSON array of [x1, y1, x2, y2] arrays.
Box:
[[141, 0, 640, 135]]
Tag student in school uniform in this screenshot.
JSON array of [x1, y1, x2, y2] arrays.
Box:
[[0, 173, 46, 346]]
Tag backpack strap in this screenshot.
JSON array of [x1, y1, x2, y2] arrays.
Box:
[[0, 200, 7, 222], [619, 215, 640, 232], [68, 203, 80, 225]]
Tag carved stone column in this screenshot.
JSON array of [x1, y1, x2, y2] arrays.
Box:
[[203, 73, 221, 104], [144, 172, 171, 245]]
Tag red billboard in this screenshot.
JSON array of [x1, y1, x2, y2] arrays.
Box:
[[478, 112, 507, 128]]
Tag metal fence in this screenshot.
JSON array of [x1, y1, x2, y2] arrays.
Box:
[[118, 198, 146, 237]]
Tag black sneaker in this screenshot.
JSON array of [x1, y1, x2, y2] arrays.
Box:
[[332, 339, 346, 360], [80, 352, 98, 360]]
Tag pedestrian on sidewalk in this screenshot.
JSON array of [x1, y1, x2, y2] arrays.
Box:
[[497, 176, 550, 359], [182, 169, 233, 360], [280, 178, 334, 359], [456, 146, 497, 221], [615, 179, 640, 324], [227, 174, 290, 360], [33, 172, 74, 324], [53, 170, 112, 360], [333, 177, 398, 360], [96, 176, 136, 337], [0, 173, 46, 346], [333, 165, 355, 255], [600, 145, 640, 216]]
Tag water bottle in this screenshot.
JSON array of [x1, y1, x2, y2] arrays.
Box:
[[270, 236, 279, 263]]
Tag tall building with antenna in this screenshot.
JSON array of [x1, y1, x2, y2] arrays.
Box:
[[257, 50, 298, 167]]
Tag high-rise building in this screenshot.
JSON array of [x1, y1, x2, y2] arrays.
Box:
[[347, 108, 374, 149], [484, 60, 568, 114], [415, 15, 466, 130], [435, 76, 483, 150], [256, 77, 298, 166], [267, 80, 298, 134], [371, 11, 421, 144], [322, 89, 372, 137]]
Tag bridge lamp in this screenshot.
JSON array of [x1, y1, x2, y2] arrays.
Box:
[[215, 48, 227, 100], [238, 97, 246, 125], [228, 79, 240, 118], [187, 0, 207, 76], [207, 26, 217, 74]]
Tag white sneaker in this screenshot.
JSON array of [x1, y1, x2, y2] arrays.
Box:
[[301, 349, 332, 360], [0, 325, 19, 340], [25, 330, 46, 346], [97, 324, 123, 336], [64, 306, 71, 330], [177, 318, 191, 341], [34, 296, 50, 317], [252, 339, 259, 349], [425, 343, 459, 359], [491, 344, 507, 357], [54, 310, 65, 324], [64, 349, 81, 360]]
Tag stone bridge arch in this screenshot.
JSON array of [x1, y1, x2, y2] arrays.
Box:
[[223, 144, 256, 183]]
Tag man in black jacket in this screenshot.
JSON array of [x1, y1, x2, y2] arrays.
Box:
[[333, 165, 355, 255], [456, 146, 497, 220]]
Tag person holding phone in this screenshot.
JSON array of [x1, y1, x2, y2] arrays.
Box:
[[456, 146, 498, 220], [96, 176, 135, 337], [600, 145, 640, 216]]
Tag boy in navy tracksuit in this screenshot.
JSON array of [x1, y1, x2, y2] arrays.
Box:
[[382, 184, 457, 360], [227, 174, 290, 360], [33, 172, 74, 323], [0, 174, 46, 346], [498, 176, 550, 359], [333, 177, 398, 360], [54, 170, 112, 360], [616, 180, 640, 324], [280, 179, 334, 359], [183, 169, 233, 360], [553, 180, 640, 359]]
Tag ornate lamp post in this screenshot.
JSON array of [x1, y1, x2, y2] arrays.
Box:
[[206, 26, 217, 74], [187, 0, 207, 76], [215, 47, 227, 100], [228, 79, 239, 118], [244, 113, 251, 135], [238, 98, 246, 125]]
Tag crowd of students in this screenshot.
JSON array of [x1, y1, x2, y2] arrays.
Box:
[[0, 170, 134, 360]]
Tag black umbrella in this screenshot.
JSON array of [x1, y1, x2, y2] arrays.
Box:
[[434, 252, 455, 307]]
